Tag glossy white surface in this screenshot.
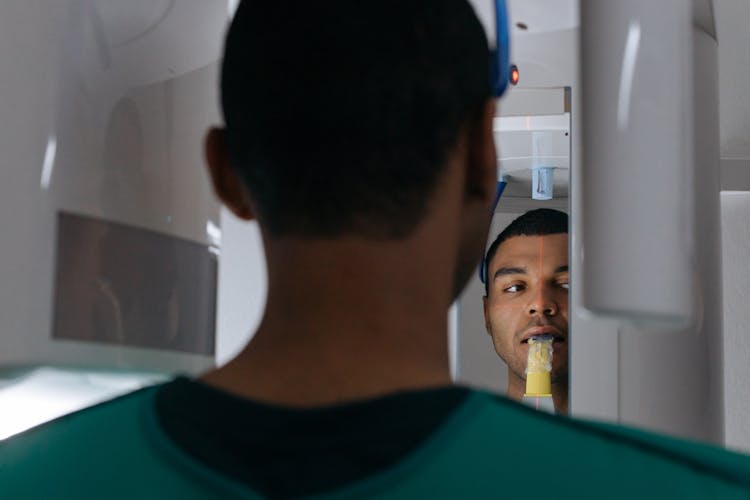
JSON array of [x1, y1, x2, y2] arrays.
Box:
[[469, 0, 579, 39], [0, 367, 165, 440], [716, 0, 750, 161], [573, 1, 724, 444], [721, 192, 750, 452], [0, 1, 226, 373], [580, 0, 694, 325], [508, 0, 579, 34]]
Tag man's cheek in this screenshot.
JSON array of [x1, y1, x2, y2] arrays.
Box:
[[496, 332, 516, 362]]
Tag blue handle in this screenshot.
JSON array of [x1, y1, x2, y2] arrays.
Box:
[[490, 0, 510, 97], [478, 179, 508, 283]]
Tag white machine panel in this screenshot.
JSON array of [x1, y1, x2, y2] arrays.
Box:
[[0, 1, 227, 373], [580, 0, 694, 326]]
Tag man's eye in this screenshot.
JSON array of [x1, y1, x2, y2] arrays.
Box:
[[504, 284, 525, 293]]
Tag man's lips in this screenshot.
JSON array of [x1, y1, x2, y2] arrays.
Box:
[[520, 326, 565, 344]]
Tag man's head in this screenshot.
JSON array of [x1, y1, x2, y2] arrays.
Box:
[[482, 209, 569, 387], [205, 0, 500, 299]]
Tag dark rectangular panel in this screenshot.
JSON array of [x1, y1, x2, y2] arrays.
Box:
[[53, 212, 217, 356]]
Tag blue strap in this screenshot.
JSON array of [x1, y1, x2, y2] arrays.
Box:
[[489, 0, 510, 97], [478, 180, 508, 283]]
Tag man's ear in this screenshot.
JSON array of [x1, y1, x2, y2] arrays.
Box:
[[465, 99, 497, 206], [204, 127, 255, 220], [483, 295, 492, 337]]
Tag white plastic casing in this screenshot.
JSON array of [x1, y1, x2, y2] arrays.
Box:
[[580, 0, 695, 327], [0, 1, 227, 374]]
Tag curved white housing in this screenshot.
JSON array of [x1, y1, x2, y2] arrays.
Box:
[[580, 0, 694, 326], [0, 1, 227, 374]]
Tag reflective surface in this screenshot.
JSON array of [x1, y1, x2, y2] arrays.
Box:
[[456, 89, 571, 399], [53, 213, 217, 355]]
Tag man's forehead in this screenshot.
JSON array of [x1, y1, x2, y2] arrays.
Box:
[[491, 234, 568, 268]]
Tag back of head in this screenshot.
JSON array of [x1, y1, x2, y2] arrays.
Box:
[[483, 208, 568, 293], [222, 1, 491, 239]]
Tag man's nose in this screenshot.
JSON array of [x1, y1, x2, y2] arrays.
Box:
[[527, 286, 558, 316]]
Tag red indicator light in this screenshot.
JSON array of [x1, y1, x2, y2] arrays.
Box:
[[510, 64, 519, 86]]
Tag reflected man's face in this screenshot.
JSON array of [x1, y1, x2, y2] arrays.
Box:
[[483, 234, 569, 385]]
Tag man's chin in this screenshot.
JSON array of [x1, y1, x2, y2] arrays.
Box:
[[509, 367, 527, 383]]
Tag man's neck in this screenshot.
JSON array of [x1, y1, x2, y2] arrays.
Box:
[[202, 237, 456, 407]]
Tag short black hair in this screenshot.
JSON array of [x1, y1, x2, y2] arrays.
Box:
[[483, 209, 568, 294], [221, 1, 491, 238]]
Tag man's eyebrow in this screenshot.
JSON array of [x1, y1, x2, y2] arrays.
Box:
[[493, 266, 527, 280], [555, 265, 569, 273]]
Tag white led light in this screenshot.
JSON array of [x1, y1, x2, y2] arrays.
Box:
[[40, 135, 57, 190], [206, 220, 222, 246]]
